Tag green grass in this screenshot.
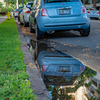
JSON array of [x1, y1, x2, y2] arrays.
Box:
[[0, 18, 36, 100]]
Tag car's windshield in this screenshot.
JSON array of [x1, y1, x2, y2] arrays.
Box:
[[86, 7, 96, 10], [45, 0, 79, 3]]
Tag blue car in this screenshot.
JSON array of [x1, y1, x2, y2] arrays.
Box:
[[28, 40, 85, 84], [29, 0, 90, 39], [37, 47, 85, 84]]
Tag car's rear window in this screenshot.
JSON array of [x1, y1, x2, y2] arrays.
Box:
[[28, 3, 33, 7], [16, 9, 19, 11], [45, 0, 79, 3]]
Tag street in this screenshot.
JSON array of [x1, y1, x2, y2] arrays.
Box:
[[0, 16, 7, 24], [18, 19, 100, 73], [48, 19, 100, 72], [15, 16, 100, 100]]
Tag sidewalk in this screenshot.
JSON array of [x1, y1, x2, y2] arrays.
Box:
[[16, 22, 51, 100], [0, 16, 7, 24]]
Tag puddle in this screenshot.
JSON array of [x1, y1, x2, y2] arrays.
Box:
[[27, 39, 100, 100], [45, 67, 98, 100]]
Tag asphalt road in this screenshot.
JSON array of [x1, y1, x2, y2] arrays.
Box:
[[0, 16, 7, 24], [47, 19, 100, 72], [18, 18, 100, 72]]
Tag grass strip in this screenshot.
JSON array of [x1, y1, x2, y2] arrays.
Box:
[[0, 18, 36, 100]]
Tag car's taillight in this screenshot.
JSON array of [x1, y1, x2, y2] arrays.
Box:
[[27, 43, 30, 48], [80, 66, 85, 72], [15, 11, 17, 13], [97, 12, 100, 14], [26, 11, 31, 13], [41, 65, 48, 71], [81, 6, 86, 14], [41, 9, 48, 16], [87, 11, 90, 13]]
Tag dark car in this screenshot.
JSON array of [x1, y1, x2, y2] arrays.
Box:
[[28, 40, 86, 85]]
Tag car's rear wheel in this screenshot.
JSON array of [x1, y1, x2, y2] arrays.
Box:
[[18, 16, 20, 22], [24, 19, 27, 27], [80, 26, 90, 37], [20, 20, 23, 25], [95, 18, 99, 20], [29, 21, 35, 33], [30, 45, 36, 61], [35, 23, 44, 39]]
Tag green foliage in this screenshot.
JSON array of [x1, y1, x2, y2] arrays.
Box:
[[96, 89, 100, 94], [65, 67, 97, 93], [85, 81, 92, 87], [51, 86, 72, 100], [82, 67, 97, 77], [87, 96, 96, 100], [0, 2, 2, 8], [0, 18, 36, 100]]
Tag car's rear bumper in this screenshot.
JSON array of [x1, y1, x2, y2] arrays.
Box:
[[37, 14, 90, 33], [25, 14, 30, 23], [43, 75, 78, 85], [42, 71, 81, 77], [88, 14, 99, 18], [14, 13, 18, 17]]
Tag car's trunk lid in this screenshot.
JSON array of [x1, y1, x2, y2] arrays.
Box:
[[44, 2, 81, 17]]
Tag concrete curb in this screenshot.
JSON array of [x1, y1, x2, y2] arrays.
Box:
[[16, 22, 51, 100]]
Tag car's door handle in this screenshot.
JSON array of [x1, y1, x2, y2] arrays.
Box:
[[57, 6, 72, 10]]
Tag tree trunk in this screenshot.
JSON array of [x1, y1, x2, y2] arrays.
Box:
[[6, 0, 9, 9], [93, 0, 96, 8], [16, 0, 19, 9]]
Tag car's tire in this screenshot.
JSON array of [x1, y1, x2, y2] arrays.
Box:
[[20, 20, 23, 25], [35, 23, 44, 39], [18, 17, 20, 22], [95, 18, 99, 20], [29, 21, 35, 33], [80, 26, 90, 37], [24, 19, 27, 27], [30, 45, 36, 61]]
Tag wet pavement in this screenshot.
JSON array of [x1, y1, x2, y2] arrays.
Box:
[[15, 18, 100, 100]]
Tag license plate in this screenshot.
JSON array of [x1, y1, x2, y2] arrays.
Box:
[[59, 66, 70, 72], [59, 9, 70, 15]]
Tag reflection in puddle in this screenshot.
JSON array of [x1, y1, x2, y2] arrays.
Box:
[[27, 39, 99, 100], [46, 67, 98, 100]]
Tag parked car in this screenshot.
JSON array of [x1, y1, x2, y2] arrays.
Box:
[[20, 2, 33, 26], [86, 6, 100, 20], [29, 0, 90, 39], [28, 39, 86, 85], [13, 9, 19, 18], [18, 6, 23, 21]]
